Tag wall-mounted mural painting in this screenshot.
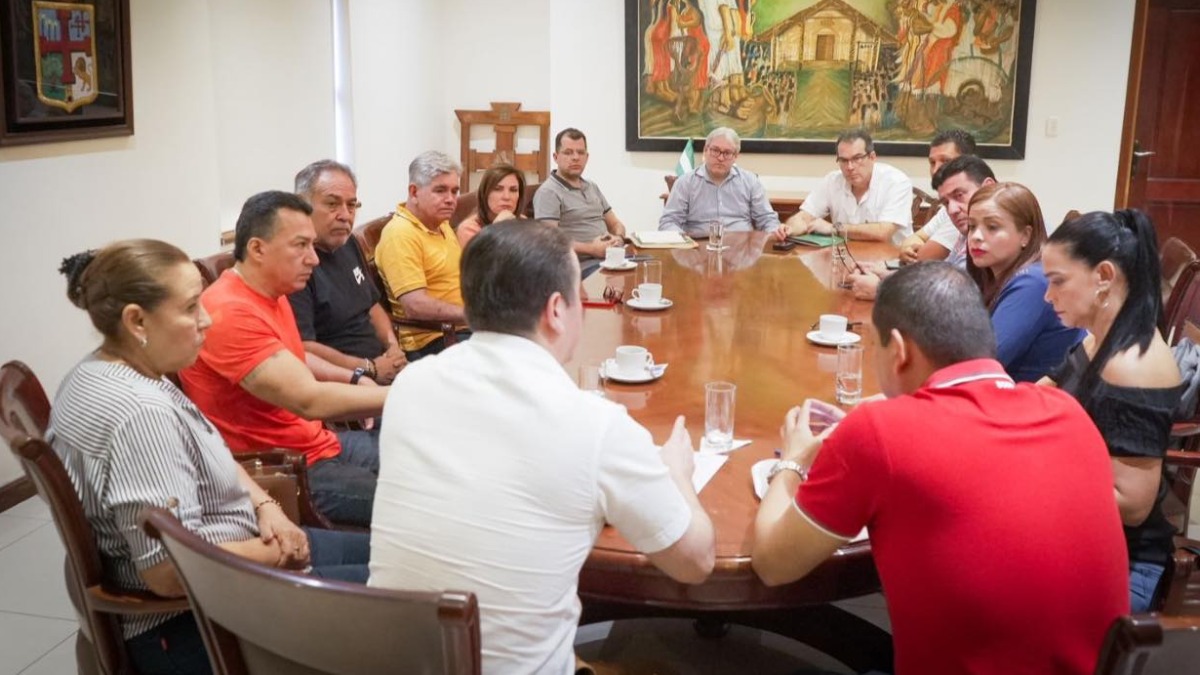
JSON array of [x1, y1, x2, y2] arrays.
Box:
[[626, 0, 1036, 158]]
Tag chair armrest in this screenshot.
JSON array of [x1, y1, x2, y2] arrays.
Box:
[[1172, 421, 1200, 438], [239, 450, 339, 530], [1160, 537, 1200, 614], [392, 318, 463, 346], [86, 585, 190, 615], [1166, 449, 1200, 469]]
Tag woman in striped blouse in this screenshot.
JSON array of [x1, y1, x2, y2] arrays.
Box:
[[49, 239, 369, 675]]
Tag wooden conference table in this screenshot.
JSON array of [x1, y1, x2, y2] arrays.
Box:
[[570, 231, 896, 671]]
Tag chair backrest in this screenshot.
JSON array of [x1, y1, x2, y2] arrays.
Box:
[[911, 186, 938, 231], [1161, 237, 1197, 303], [1162, 259, 1200, 344], [453, 101, 550, 193], [0, 363, 128, 674], [1093, 614, 1200, 674], [0, 360, 50, 443], [351, 214, 394, 313], [141, 507, 481, 675], [195, 252, 237, 288]]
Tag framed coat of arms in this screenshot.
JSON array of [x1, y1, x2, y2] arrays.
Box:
[[626, 0, 1036, 158], [0, 0, 133, 146]]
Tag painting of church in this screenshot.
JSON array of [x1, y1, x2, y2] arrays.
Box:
[[629, 0, 1033, 157]]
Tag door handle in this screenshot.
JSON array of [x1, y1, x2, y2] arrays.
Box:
[[1133, 150, 1156, 158]]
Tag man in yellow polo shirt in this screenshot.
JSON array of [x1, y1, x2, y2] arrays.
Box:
[[376, 151, 469, 360]]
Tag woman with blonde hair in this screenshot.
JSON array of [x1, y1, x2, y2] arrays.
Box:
[[456, 163, 525, 248], [965, 182, 1084, 381]]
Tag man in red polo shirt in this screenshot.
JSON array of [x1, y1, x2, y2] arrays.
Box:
[[181, 190, 389, 527], [753, 262, 1128, 674]]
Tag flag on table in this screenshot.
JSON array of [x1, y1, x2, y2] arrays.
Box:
[[674, 138, 695, 177]]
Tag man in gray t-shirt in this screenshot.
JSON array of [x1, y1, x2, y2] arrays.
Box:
[[534, 127, 627, 262]]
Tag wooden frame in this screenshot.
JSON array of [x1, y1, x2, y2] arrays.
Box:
[[0, 0, 133, 146], [626, 0, 1037, 159], [454, 101, 550, 192]]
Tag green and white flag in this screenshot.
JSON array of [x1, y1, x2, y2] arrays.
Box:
[[674, 138, 695, 177]]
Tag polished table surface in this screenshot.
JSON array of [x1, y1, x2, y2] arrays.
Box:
[[571, 231, 897, 668]]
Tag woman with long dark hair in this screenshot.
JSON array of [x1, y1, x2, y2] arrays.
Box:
[[1042, 210, 1184, 612], [965, 182, 1084, 381]]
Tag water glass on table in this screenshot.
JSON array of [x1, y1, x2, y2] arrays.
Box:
[[637, 259, 662, 287], [836, 344, 863, 405], [578, 364, 604, 398], [704, 381, 736, 451], [707, 221, 726, 251]]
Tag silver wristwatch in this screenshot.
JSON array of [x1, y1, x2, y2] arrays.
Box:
[[767, 459, 808, 483]]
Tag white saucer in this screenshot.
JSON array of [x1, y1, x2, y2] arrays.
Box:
[[600, 260, 637, 271], [601, 359, 667, 384], [627, 297, 673, 311], [806, 330, 862, 347]]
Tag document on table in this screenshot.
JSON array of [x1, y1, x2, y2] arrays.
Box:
[[691, 453, 727, 493]]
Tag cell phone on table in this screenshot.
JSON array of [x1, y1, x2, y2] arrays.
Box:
[[885, 258, 902, 270], [772, 240, 799, 252]]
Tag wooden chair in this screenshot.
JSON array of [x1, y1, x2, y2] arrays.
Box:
[[140, 506, 482, 675], [1161, 237, 1197, 305], [194, 251, 236, 286], [1093, 613, 1200, 674], [351, 215, 463, 348], [911, 186, 939, 231], [1, 361, 190, 675], [454, 101, 549, 193]]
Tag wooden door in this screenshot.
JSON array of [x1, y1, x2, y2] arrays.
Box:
[[815, 34, 834, 61], [1117, 0, 1200, 246]]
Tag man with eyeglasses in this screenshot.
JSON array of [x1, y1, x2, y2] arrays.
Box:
[[534, 128, 628, 272], [658, 127, 780, 236], [288, 160, 407, 384], [780, 128, 913, 245]]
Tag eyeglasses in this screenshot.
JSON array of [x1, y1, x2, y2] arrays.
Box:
[[835, 153, 871, 168], [322, 198, 362, 213], [706, 147, 737, 160]]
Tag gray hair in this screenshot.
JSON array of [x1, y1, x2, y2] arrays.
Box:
[[408, 151, 462, 188], [706, 127, 740, 151], [294, 159, 356, 196]]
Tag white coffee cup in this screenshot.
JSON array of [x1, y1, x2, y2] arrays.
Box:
[[614, 345, 654, 376], [631, 283, 663, 305], [818, 314, 848, 340], [605, 246, 626, 266]]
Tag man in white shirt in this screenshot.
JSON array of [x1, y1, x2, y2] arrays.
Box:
[[369, 220, 714, 674], [780, 128, 913, 245], [898, 129, 977, 264]]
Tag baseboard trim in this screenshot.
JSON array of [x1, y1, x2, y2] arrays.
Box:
[[0, 477, 36, 513]]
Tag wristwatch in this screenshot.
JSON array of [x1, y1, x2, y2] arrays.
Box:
[[349, 367, 367, 385], [767, 459, 808, 483]]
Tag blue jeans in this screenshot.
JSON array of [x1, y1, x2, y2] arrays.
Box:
[[1130, 561, 1165, 612], [405, 330, 472, 362], [124, 529, 370, 673], [307, 429, 380, 527]]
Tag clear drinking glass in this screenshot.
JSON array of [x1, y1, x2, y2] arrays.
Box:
[[578, 364, 605, 398], [638, 259, 662, 287], [704, 381, 737, 451], [836, 344, 863, 405], [707, 221, 726, 250], [831, 246, 851, 289]]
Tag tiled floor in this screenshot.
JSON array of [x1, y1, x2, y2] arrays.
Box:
[[2, 491, 1198, 675], [0, 497, 77, 675]]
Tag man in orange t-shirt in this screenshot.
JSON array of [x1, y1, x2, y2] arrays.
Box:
[[181, 191, 389, 526]]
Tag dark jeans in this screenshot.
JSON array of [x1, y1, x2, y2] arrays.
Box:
[[405, 330, 472, 362], [124, 529, 370, 674], [307, 428, 380, 527]]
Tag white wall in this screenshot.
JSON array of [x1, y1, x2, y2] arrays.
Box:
[[0, 0, 335, 486]]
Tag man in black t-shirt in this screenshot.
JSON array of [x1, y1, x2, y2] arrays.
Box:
[[289, 160, 406, 384]]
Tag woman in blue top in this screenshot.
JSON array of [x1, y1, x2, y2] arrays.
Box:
[[965, 182, 1084, 381], [1042, 210, 1184, 612]]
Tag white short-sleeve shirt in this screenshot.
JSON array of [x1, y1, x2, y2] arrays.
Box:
[[370, 332, 693, 675], [922, 207, 967, 266], [801, 161, 914, 245]]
